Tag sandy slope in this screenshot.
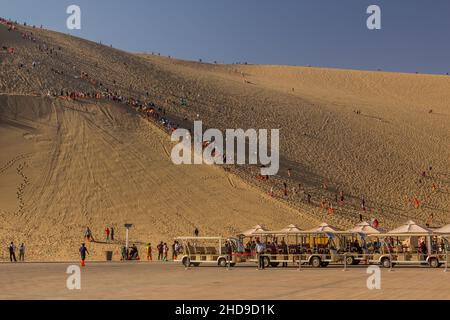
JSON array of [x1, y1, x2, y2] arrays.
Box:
[[0, 94, 313, 261], [1, 22, 450, 260]]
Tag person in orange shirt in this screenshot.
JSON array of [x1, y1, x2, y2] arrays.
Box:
[[327, 203, 334, 215], [413, 197, 421, 209], [145, 243, 152, 261]]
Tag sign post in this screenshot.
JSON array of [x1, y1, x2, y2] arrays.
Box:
[[124, 223, 133, 251]]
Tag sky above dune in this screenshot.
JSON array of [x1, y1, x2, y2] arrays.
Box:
[[1, 0, 449, 74]]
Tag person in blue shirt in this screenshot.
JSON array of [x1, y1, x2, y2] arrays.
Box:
[[79, 243, 89, 267]]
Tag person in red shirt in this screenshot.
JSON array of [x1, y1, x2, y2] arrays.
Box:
[[105, 227, 110, 241]]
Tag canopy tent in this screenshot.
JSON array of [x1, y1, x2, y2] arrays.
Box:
[[277, 224, 303, 233], [240, 225, 269, 237], [307, 222, 340, 233], [387, 220, 431, 234], [347, 222, 380, 235], [434, 224, 450, 234]]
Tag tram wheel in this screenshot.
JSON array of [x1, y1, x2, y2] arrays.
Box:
[[310, 256, 321, 268], [218, 258, 227, 267], [263, 257, 271, 268], [429, 258, 440, 268], [182, 257, 190, 267], [381, 257, 391, 268], [345, 256, 355, 266], [270, 262, 280, 268]]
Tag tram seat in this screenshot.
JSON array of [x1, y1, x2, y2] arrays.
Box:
[[410, 254, 420, 261], [205, 247, 218, 254], [195, 247, 209, 255], [187, 246, 196, 254], [397, 254, 408, 261]]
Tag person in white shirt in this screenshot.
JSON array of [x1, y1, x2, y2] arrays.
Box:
[[19, 243, 25, 262], [255, 239, 266, 270]]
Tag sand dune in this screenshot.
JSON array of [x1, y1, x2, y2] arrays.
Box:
[[1, 22, 449, 260], [0, 94, 313, 261]]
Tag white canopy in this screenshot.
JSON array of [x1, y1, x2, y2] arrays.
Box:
[[278, 224, 303, 233], [307, 222, 340, 233], [388, 220, 431, 234], [434, 224, 450, 234], [240, 224, 269, 236], [347, 221, 380, 234]]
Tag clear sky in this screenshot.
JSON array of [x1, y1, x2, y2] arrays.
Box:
[[1, 0, 449, 74]]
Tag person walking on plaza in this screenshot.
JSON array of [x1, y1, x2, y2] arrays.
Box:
[[256, 239, 265, 270], [121, 245, 128, 261], [172, 241, 177, 260], [9, 242, 17, 262], [79, 243, 89, 267], [163, 243, 169, 261], [146, 243, 152, 261], [19, 243, 25, 262], [224, 240, 233, 267], [84, 227, 94, 242], [157, 242, 163, 260]]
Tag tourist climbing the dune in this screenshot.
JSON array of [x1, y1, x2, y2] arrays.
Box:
[[269, 186, 274, 197], [426, 213, 434, 227], [413, 197, 421, 209], [320, 197, 327, 209], [105, 227, 110, 241], [84, 227, 94, 242], [327, 203, 334, 215], [432, 183, 437, 192], [339, 191, 345, 205], [360, 195, 366, 211]]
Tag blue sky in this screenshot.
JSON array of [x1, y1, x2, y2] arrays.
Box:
[[1, 0, 449, 74]]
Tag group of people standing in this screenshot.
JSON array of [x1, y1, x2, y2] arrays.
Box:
[[143, 240, 183, 262], [105, 226, 115, 242], [8, 242, 25, 262], [83, 226, 115, 243]]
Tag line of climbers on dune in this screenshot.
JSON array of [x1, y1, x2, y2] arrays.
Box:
[[0, 19, 175, 132], [257, 164, 440, 228], [2, 18, 446, 230], [0, 18, 180, 132], [0, 17, 42, 54], [52, 86, 179, 133]]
